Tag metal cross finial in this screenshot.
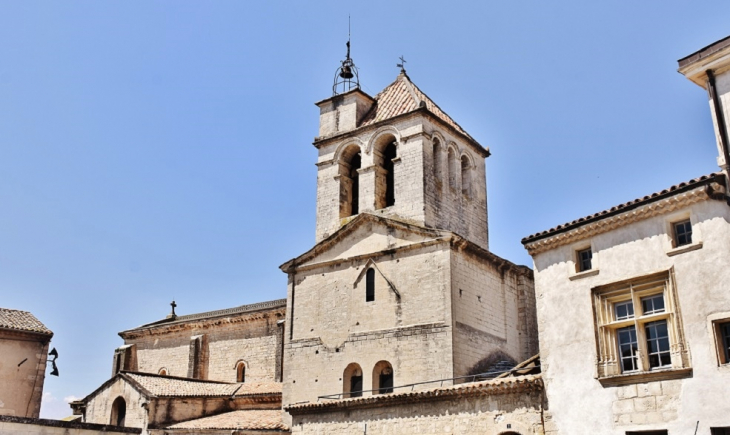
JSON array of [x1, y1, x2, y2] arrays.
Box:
[[397, 56, 407, 73], [170, 300, 177, 316]]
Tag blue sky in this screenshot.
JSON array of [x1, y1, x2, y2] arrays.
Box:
[[1, 1, 728, 418]]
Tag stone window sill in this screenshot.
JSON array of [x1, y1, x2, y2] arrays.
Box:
[[569, 269, 600, 281], [597, 367, 692, 387], [666, 242, 703, 257]]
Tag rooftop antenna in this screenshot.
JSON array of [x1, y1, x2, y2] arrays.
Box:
[[333, 16, 360, 95], [397, 55, 407, 74]]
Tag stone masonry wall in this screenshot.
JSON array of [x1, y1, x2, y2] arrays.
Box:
[[451, 250, 537, 377], [127, 310, 283, 383], [424, 122, 489, 250], [84, 378, 147, 428], [283, 241, 455, 407], [314, 115, 488, 250], [290, 390, 544, 435]]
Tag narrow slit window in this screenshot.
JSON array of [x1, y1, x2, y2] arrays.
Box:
[[366, 268, 375, 302], [236, 362, 246, 383], [717, 321, 730, 364]]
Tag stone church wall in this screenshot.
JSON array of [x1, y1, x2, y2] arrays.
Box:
[[284, 242, 455, 406], [451, 250, 537, 377], [314, 116, 488, 250], [125, 311, 283, 383], [289, 389, 544, 435], [84, 378, 147, 427], [424, 123, 489, 250]]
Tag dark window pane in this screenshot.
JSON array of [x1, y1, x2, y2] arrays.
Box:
[[641, 294, 665, 315], [379, 371, 393, 394], [350, 375, 363, 397], [618, 326, 638, 372], [578, 248, 592, 272], [366, 268, 375, 302], [615, 301, 634, 321], [721, 322, 730, 363], [711, 428, 730, 435], [646, 321, 671, 369], [674, 220, 692, 246]]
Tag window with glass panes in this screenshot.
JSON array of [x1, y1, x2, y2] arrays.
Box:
[[577, 248, 592, 272], [673, 220, 692, 247], [592, 271, 689, 377]]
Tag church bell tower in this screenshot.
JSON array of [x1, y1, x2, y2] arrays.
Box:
[[280, 45, 537, 412]]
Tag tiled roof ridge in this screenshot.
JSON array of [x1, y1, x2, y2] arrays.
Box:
[[286, 374, 542, 414], [522, 173, 726, 244], [0, 307, 53, 336], [403, 74, 477, 143], [122, 371, 236, 385], [161, 409, 288, 431], [125, 298, 286, 331]]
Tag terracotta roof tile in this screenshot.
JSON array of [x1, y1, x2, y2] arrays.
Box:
[[360, 73, 477, 144], [0, 308, 52, 335], [286, 374, 542, 414], [123, 372, 282, 398], [164, 410, 287, 431], [522, 173, 725, 244]]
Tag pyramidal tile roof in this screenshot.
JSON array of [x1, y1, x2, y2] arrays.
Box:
[[360, 73, 478, 145], [0, 307, 53, 336]]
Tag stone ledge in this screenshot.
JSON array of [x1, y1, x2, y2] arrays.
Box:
[[598, 367, 692, 387], [666, 241, 703, 257], [0, 415, 142, 433], [569, 269, 600, 281]]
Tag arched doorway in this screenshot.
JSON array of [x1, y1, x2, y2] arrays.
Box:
[[110, 396, 126, 427]]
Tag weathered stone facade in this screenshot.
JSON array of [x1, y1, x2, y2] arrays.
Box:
[[287, 374, 544, 435], [313, 75, 490, 250], [280, 69, 539, 434], [115, 300, 285, 383]]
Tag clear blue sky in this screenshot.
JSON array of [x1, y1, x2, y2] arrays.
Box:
[[1, 1, 727, 418]]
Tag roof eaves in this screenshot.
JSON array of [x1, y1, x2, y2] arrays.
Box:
[[522, 173, 726, 245], [313, 107, 489, 158], [678, 34, 730, 69], [120, 299, 287, 335]]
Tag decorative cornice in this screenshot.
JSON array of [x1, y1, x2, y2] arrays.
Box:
[[523, 185, 713, 255], [285, 374, 543, 415]]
